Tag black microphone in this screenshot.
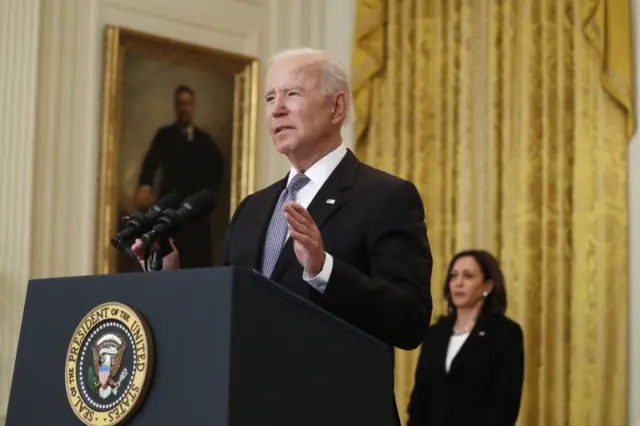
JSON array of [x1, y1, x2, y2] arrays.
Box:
[[139, 189, 216, 249], [110, 191, 183, 252]]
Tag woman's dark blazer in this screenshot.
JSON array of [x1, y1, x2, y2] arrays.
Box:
[[407, 312, 525, 426]]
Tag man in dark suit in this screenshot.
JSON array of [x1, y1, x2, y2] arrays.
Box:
[[219, 47, 434, 350], [134, 84, 225, 269], [134, 48, 433, 421]]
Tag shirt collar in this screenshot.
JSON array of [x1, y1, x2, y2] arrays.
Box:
[[287, 144, 347, 188]]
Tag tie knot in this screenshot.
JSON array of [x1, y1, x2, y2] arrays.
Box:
[[287, 173, 310, 194]]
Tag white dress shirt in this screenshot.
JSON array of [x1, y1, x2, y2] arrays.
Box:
[[445, 333, 469, 372], [285, 143, 347, 294]]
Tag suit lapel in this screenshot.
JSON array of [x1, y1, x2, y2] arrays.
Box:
[[434, 317, 455, 373], [305, 151, 357, 229], [270, 150, 359, 281], [448, 314, 491, 374]]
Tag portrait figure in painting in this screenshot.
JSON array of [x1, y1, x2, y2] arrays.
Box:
[[115, 50, 235, 272], [96, 27, 257, 275], [134, 84, 225, 269]]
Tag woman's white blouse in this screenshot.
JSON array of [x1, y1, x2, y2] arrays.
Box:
[[445, 332, 470, 372]]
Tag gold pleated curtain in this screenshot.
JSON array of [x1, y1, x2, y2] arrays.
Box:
[[351, 1, 634, 425]]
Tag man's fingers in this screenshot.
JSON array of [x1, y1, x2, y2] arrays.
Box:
[[284, 202, 322, 249], [131, 239, 144, 257], [283, 202, 308, 225], [284, 202, 319, 232], [287, 201, 312, 218], [131, 239, 162, 259], [289, 228, 313, 245], [293, 203, 314, 222], [284, 211, 307, 233]]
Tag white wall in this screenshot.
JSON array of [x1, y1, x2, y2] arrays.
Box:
[[630, 3, 640, 426], [0, 0, 355, 423], [0, 1, 41, 425]]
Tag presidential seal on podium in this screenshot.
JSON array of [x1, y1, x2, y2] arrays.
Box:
[[64, 302, 154, 425]]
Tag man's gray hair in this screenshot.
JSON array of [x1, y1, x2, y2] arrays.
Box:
[[269, 47, 353, 126]]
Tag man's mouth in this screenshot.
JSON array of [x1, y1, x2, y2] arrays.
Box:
[[275, 126, 294, 134]]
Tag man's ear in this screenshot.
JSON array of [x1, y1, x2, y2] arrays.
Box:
[[331, 92, 347, 124]]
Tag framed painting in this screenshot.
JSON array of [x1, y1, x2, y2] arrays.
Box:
[[95, 26, 259, 274]]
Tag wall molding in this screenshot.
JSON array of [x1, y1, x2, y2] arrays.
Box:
[[629, 2, 639, 426]]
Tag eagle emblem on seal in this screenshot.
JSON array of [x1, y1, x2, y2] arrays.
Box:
[[88, 332, 129, 399]]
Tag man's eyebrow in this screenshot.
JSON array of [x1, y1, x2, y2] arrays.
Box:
[[263, 85, 306, 99]]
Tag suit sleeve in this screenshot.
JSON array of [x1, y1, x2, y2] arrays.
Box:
[[407, 335, 432, 426], [486, 322, 525, 426], [138, 129, 165, 187], [221, 195, 251, 266], [320, 179, 433, 350]]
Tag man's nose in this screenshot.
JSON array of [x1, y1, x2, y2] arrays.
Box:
[[271, 98, 287, 117]]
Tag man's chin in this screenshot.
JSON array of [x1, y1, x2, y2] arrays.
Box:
[[273, 139, 297, 154]]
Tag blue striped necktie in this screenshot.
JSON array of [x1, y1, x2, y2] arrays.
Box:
[[260, 173, 310, 278]]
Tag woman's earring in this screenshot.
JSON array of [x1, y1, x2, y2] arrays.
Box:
[[483, 291, 489, 297]]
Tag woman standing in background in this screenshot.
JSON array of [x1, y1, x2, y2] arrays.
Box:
[[407, 250, 525, 426]]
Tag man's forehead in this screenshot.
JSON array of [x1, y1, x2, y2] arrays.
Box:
[[265, 57, 322, 89]]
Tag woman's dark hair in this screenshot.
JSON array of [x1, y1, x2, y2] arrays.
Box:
[[443, 249, 508, 316]]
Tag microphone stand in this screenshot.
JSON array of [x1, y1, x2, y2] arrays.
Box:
[[144, 237, 173, 272], [148, 248, 164, 271]]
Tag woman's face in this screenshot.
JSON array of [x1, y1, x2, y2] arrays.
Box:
[[448, 256, 491, 310]]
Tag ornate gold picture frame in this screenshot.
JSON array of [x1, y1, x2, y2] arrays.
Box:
[[95, 26, 259, 274]]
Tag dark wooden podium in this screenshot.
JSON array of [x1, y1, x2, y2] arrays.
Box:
[[6, 267, 395, 425]]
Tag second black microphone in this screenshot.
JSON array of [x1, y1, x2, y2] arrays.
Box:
[[138, 189, 217, 249]]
